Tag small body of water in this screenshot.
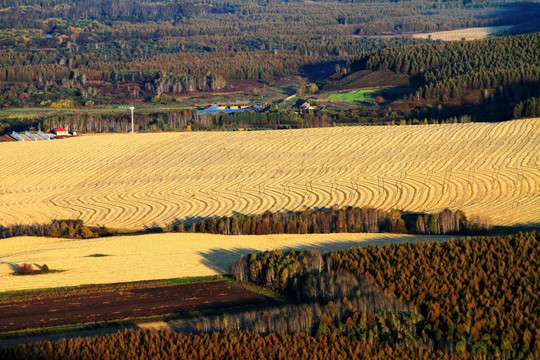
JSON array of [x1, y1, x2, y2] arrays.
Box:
[[45, 34, 53, 38]]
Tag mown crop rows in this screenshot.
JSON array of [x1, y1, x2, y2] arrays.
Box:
[[0, 120, 538, 229]]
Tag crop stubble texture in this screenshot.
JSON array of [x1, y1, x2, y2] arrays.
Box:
[[0, 233, 454, 291], [0, 119, 538, 228]]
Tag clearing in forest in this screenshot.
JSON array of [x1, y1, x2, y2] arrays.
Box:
[[411, 26, 512, 41], [0, 119, 539, 228], [327, 88, 380, 102]]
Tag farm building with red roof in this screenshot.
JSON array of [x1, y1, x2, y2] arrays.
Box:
[[53, 128, 69, 136]]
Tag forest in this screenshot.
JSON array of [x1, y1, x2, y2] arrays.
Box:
[[2, 27, 540, 134], [348, 32, 540, 101], [0, 0, 537, 108], [0, 329, 463, 359], [2, 232, 536, 359], [230, 232, 538, 358], [335, 31, 540, 122], [1, 1, 539, 135]]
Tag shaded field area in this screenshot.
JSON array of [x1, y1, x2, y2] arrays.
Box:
[[321, 69, 412, 91], [0, 280, 273, 332]]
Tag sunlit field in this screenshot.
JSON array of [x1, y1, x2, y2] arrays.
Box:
[[0, 119, 538, 229]]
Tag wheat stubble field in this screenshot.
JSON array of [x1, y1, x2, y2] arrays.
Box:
[[411, 26, 512, 41], [0, 119, 539, 229], [0, 233, 456, 291]]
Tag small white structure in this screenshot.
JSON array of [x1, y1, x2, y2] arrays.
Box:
[[37, 131, 50, 140], [129, 106, 135, 133], [10, 131, 24, 141]]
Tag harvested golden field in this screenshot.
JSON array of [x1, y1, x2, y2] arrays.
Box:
[[0, 119, 539, 228], [411, 26, 512, 41], [0, 233, 455, 292]]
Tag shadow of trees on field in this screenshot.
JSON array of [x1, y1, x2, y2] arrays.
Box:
[[199, 248, 259, 273], [5, 262, 20, 272], [197, 235, 455, 274]]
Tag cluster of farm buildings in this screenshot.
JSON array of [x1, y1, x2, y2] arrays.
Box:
[[9, 128, 75, 141], [198, 104, 263, 115], [198, 100, 317, 115]]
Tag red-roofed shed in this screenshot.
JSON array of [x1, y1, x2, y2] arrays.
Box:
[[53, 128, 69, 136]]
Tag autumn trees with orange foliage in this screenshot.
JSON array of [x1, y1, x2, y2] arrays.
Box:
[[234, 232, 538, 358], [177, 207, 482, 236], [0, 329, 466, 360]]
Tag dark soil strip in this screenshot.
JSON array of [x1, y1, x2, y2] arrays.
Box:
[[0, 281, 273, 332]]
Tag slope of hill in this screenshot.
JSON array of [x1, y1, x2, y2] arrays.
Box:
[[0, 119, 538, 229]]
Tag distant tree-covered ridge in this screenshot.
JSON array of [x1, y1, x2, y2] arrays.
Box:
[[348, 32, 540, 102], [0, 0, 536, 109]]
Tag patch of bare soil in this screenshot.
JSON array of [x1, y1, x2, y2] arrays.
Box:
[[0, 281, 274, 332], [0, 134, 16, 142]]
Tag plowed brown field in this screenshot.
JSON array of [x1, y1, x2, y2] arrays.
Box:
[[0, 119, 539, 228], [0, 281, 273, 332]]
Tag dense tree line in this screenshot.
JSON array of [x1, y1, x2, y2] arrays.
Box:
[[235, 232, 539, 358], [0, 328, 466, 360], [513, 96, 540, 119], [0, 104, 484, 135], [0, 108, 199, 134], [197, 263, 421, 339], [0, 219, 97, 239], [197, 305, 425, 346], [172, 207, 485, 236], [0, 207, 485, 240], [348, 32, 540, 102]]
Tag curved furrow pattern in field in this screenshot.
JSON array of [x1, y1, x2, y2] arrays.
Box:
[[0, 119, 539, 228]]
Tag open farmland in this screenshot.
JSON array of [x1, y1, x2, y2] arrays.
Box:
[[0, 119, 539, 228], [0, 280, 273, 332], [0, 233, 455, 292], [411, 26, 512, 41]]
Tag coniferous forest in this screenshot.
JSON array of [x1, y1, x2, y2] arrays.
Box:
[[2, 232, 537, 359], [230, 232, 539, 358]]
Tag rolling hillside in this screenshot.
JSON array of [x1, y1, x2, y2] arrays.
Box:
[[0, 119, 538, 229]]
